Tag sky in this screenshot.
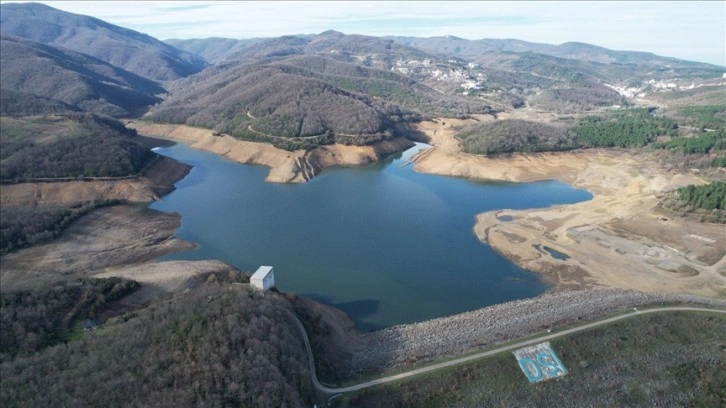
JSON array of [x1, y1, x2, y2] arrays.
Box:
[[3, 1, 725, 65]]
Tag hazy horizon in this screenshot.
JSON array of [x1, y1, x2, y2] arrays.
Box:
[[1, 1, 724, 66]]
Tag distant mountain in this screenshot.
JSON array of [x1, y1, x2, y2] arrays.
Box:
[[387, 36, 724, 73], [165, 37, 264, 64], [0, 2, 207, 81], [0, 36, 163, 117], [171, 30, 440, 69]]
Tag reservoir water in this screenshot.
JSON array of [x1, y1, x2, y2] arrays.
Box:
[[151, 143, 592, 330]]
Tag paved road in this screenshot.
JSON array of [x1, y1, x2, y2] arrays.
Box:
[[290, 306, 726, 395]]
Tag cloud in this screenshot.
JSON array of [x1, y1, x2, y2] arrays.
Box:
[[2, 0, 723, 65]]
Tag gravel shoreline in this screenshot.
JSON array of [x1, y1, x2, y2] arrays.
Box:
[[345, 289, 726, 376]]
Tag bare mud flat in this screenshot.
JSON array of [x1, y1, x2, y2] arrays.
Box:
[[411, 117, 725, 297], [127, 121, 413, 183], [0, 205, 203, 291]]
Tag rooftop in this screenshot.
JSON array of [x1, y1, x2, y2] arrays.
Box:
[[251, 265, 273, 280]]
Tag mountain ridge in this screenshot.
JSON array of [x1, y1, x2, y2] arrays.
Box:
[[0, 35, 163, 117], [0, 2, 207, 81]]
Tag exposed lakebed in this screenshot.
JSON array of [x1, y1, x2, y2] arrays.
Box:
[[151, 143, 592, 330]]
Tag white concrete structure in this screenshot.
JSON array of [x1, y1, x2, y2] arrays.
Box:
[[251, 265, 275, 291]]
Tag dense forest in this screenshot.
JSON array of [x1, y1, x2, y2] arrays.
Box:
[[454, 107, 726, 178], [1, 113, 157, 181], [654, 129, 726, 154], [573, 108, 678, 147], [661, 182, 726, 223], [0, 89, 79, 116], [146, 55, 494, 150], [0, 2, 207, 82], [0, 277, 139, 362], [458, 119, 579, 155], [0, 36, 164, 117], [0, 284, 315, 407], [573, 108, 679, 147], [146, 65, 401, 150], [668, 105, 726, 131]]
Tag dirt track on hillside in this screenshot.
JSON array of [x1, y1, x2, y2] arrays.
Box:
[[411, 117, 725, 297], [0, 156, 190, 206]]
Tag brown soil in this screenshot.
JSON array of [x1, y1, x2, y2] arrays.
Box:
[[0, 156, 190, 206], [0, 205, 198, 291], [127, 121, 413, 183], [96, 260, 240, 309], [412, 118, 726, 298]]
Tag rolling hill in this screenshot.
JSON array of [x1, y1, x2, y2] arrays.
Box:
[[0, 112, 157, 181], [146, 53, 496, 149], [0, 2, 207, 81], [165, 37, 265, 64], [0, 36, 164, 117]]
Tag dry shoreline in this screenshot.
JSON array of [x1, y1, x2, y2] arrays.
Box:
[[3, 115, 724, 377], [0, 156, 190, 207], [121, 117, 724, 298], [126, 121, 414, 183], [410, 117, 726, 297]]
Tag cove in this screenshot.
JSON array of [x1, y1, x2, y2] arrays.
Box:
[[151, 143, 592, 330]]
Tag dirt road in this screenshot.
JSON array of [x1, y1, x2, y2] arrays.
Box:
[[297, 306, 726, 394]]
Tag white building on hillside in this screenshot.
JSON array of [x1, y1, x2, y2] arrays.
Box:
[[251, 265, 275, 291]]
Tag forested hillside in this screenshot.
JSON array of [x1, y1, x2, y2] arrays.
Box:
[[1, 113, 156, 181], [456, 107, 725, 168], [166, 37, 265, 64], [388, 35, 724, 77], [0, 277, 139, 362], [1, 4, 725, 407], [458, 120, 579, 155], [147, 54, 494, 149], [0, 89, 79, 116], [0, 2, 206, 81], [0, 36, 163, 117], [573, 108, 679, 147], [0, 284, 315, 407]]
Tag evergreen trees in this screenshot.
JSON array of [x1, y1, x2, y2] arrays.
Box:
[[573, 108, 678, 148], [676, 182, 726, 211]]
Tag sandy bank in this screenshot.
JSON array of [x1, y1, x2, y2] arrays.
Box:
[[411, 118, 726, 297], [127, 121, 414, 183]]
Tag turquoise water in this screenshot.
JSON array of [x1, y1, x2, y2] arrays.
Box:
[[151, 143, 592, 330]]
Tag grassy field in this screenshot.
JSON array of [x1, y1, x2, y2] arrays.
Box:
[[332, 311, 725, 407]]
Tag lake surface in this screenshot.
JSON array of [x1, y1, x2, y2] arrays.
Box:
[[151, 143, 592, 330]]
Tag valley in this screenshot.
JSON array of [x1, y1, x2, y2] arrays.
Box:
[[0, 2, 724, 407]]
